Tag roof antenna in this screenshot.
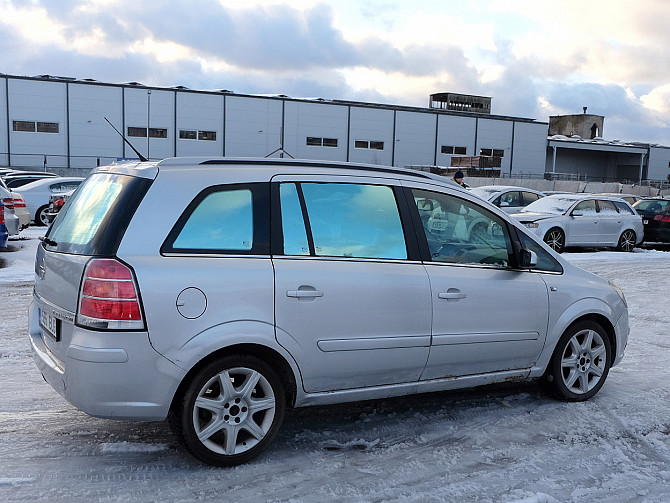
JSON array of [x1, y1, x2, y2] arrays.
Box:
[[104, 117, 148, 162]]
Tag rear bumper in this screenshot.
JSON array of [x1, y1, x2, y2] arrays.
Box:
[[28, 300, 186, 421]]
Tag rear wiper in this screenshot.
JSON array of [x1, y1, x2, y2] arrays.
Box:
[[39, 236, 58, 247]]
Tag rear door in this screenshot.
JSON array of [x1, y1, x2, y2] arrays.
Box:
[[406, 185, 549, 379], [272, 176, 432, 393], [597, 199, 623, 245], [567, 199, 600, 246]]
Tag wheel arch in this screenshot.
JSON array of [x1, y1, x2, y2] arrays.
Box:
[[170, 343, 299, 414], [561, 313, 617, 361]]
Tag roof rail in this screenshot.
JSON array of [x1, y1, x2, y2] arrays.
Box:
[[197, 158, 438, 180]]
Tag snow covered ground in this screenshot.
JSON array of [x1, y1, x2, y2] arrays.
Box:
[[1, 229, 670, 503]]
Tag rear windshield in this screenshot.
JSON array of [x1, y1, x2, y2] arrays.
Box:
[[45, 173, 152, 255]]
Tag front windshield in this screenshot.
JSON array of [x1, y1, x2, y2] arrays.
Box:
[[521, 196, 579, 215]]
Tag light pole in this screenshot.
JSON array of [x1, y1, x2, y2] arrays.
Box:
[[147, 89, 151, 160]]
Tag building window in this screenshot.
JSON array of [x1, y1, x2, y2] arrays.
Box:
[[37, 122, 59, 133], [149, 128, 167, 139], [355, 140, 384, 150], [306, 137, 339, 148], [179, 130, 197, 140], [13, 121, 36, 132], [128, 127, 147, 137], [480, 148, 504, 157], [441, 145, 467, 155], [198, 130, 216, 141]]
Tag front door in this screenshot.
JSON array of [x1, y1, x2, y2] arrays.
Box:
[[408, 187, 549, 379], [568, 199, 600, 246]]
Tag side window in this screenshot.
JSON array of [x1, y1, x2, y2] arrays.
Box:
[[299, 182, 407, 259], [522, 191, 542, 205], [516, 229, 563, 273], [279, 183, 310, 255], [613, 200, 634, 214], [598, 200, 619, 214], [412, 189, 513, 267], [574, 199, 597, 214], [163, 184, 269, 254], [499, 191, 520, 207]]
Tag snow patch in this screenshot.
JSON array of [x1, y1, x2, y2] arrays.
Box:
[[100, 442, 169, 454]]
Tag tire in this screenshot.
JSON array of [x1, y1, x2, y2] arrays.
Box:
[[169, 355, 286, 466], [543, 320, 612, 401], [616, 229, 636, 252], [544, 228, 565, 253], [35, 205, 50, 226]]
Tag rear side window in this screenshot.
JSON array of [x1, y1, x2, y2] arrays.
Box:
[[280, 182, 407, 260], [46, 173, 152, 255], [613, 200, 635, 215], [162, 183, 270, 254]]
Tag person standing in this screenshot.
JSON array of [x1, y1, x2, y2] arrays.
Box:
[[452, 170, 469, 188]]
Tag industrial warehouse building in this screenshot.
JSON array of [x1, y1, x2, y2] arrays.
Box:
[[1, 73, 669, 183]]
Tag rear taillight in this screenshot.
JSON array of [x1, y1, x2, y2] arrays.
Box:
[[53, 198, 65, 208], [0, 205, 5, 225], [2, 197, 14, 210], [13, 197, 26, 208], [653, 215, 670, 223], [77, 258, 144, 330]]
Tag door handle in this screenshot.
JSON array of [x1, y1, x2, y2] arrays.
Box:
[[287, 290, 324, 298], [438, 289, 467, 300]]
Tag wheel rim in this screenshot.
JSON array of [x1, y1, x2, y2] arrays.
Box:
[[619, 230, 635, 251], [545, 229, 564, 252], [193, 367, 276, 456], [560, 329, 607, 395], [38, 208, 50, 226]]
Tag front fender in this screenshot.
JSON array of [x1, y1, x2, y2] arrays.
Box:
[[531, 295, 621, 376]]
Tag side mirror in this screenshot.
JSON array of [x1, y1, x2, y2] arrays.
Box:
[[571, 210, 583, 217], [519, 248, 538, 268]]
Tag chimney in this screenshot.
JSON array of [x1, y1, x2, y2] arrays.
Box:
[[583, 107, 587, 114]]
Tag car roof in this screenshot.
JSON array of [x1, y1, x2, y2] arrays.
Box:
[[96, 157, 468, 189]]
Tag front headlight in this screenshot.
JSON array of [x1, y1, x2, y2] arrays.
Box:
[[524, 222, 539, 229], [609, 281, 627, 308]]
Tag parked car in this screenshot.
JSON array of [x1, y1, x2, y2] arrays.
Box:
[[632, 197, 670, 243], [11, 192, 30, 230], [513, 194, 643, 253], [470, 185, 546, 213], [30, 158, 629, 466], [0, 200, 8, 249], [16, 177, 84, 225], [46, 189, 75, 223], [0, 178, 20, 236], [3, 173, 60, 189]]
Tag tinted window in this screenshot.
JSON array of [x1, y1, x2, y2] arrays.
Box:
[[172, 190, 253, 250], [412, 189, 513, 267], [163, 183, 270, 254], [574, 199, 597, 214], [522, 191, 542, 205], [300, 183, 407, 259], [46, 173, 151, 255], [280, 183, 310, 256], [613, 200, 635, 214], [598, 200, 619, 214]]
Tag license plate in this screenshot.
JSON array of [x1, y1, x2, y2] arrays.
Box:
[[643, 219, 649, 224], [40, 309, 60, 341]]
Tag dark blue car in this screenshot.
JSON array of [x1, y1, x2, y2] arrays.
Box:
[[0, 200, 8, 248]]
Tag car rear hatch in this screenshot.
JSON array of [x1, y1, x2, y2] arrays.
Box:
[[32, 167, 155, 362]]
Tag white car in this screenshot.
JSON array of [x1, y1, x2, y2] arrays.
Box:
[[30, 157, 629, 466], [16, 177, 84, 225], [513, 194, 644, 253], [470, 185, 546, 213]]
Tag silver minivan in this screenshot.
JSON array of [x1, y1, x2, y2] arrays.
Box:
[[29, 158, 629, 466]]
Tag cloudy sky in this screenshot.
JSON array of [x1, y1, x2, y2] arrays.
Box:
[[2, 0, 670, 144]]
